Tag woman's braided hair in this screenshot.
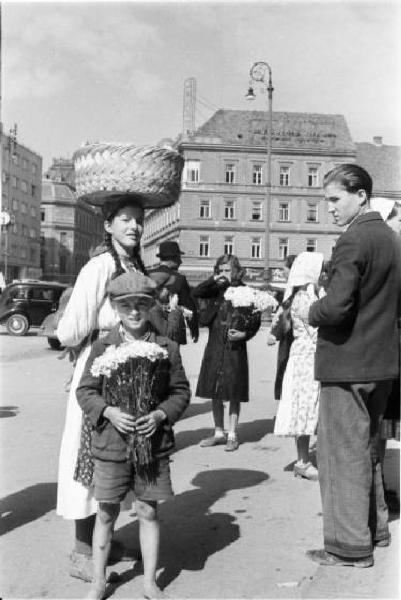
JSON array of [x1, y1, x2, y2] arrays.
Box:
[[103, 230, 148, 279]]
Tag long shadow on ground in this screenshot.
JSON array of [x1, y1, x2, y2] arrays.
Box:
[[180, 398, 212, 421], [175, 417, 275, 452], [113, 468, 269, 594], [0, 482, 56, 536], [0, 405, 19, 418]]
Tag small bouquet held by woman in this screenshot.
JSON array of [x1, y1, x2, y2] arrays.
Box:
[[224, 285, 278, 335], [90, 339, 169, 478]]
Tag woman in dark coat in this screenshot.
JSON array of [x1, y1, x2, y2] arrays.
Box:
[[193, 255, 260, 451]]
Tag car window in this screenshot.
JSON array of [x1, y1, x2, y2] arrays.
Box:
[[10, 287, 29, 300], [32, 288, 54, 301]]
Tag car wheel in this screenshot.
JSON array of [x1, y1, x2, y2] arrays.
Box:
[[6, 314, 30, 336], [48, 337, 63, 350]]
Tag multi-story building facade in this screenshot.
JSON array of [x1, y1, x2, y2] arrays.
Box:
[[40, 179, 104, 284], [45, 157, 76, 188], [356, 137, 401, 203], [0, 132, 43, 282], [142, 110, 356, 285]]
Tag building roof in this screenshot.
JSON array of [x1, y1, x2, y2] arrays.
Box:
[[356, 142, 401, 193], [188, 109, 355, 153], [42, 179, 77, 204]]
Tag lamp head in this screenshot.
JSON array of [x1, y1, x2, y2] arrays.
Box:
[[245, 86, 256, 101]]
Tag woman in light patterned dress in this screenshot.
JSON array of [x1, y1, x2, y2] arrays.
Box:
[[274, 252, 324, 481]]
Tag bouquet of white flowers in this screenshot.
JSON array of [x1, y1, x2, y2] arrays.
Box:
[[90, 340, 169, 480], [223, 285, 278, 333]]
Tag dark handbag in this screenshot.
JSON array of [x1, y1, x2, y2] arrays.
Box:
[[197, 297, 219, 327], [271, 305, 292, 341]]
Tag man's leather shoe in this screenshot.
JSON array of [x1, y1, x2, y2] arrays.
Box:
[[306, 549, 373, 568]]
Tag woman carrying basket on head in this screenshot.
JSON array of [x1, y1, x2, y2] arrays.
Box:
[[55, 143, 184, 582]]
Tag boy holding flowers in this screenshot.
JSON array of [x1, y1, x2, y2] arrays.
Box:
[[76, 271, 190, 599]]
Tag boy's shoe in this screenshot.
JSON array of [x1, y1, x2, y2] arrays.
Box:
[[200, 435, 227, 447], [225, 438, 239, 452], [306, 549, 373, 568]]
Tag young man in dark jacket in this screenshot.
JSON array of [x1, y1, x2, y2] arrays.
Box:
[[303, 164, 400, 568], [76, 271, 190, 599]]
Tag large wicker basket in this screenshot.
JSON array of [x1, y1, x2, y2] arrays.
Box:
[[73, 143, 184, 209]]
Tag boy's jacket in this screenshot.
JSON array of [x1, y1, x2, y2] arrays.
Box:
[[76, 326, 190, 462]]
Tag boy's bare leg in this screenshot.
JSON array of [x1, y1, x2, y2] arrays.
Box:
[[136, 499, 165, 599], [86, 502, 120, 600]]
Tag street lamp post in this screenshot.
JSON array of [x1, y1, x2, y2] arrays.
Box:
[[245, 62, 274, 279]]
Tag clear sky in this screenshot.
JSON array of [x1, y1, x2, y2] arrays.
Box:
[[2, 0, 401, 170]]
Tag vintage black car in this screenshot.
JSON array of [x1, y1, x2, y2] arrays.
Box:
[[0, 280, 67, 336]]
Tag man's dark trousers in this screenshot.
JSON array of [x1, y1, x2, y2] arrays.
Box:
[[317, 381, 393, 558]]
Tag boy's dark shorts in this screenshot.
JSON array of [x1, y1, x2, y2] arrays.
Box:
[[93, 457, 173, 504]]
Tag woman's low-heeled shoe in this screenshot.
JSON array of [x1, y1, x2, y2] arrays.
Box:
[[294, 462, 318, 481]]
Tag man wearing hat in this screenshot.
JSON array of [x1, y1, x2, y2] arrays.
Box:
[[150, 240, 199, 343]]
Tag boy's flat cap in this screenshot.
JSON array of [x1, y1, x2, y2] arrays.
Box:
[[107, 271, 157, 300]]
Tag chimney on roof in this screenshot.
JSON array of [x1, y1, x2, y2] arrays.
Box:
[[373, 136, 383, 146]]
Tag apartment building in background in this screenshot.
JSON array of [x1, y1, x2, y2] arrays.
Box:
[[0, 132, 43, 282], [45, 157, 76, 188], [40, 179, 104, 284], [142, 109, 356, 285]]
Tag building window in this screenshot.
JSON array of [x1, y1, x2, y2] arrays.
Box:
[[30, 206, 36, 218], [199, 235, 209, 257], [252, 164, 263, 185], [12, 223, 18, 234], [32, 163, 38, 175], [251, 237, 261, 259], [224, 200, 235, 220], [306, 238, 317, 252], [30, 247, 36, 261], [21, 247, 27, 259], [31, 184, 37, 196], [306, 202, 318, 222], [199, 199, 211, 219], [224, 236, 234, 255], [2, 171, 7, 183], [29, 228, 36, 238], [12, 198, 18, 211], [251, 202, 262, 221], [278, 202, 289, 222], [279, 238, 289, 260], [21, 202, 27, 214], [12, 153, 19, 166], [12, 175, 17, 188], [22, 158, 28, 170], [60, 231, 68, 246], [185, 160, 200, 183], [21, 180, 28, 193], [308, 167, 319, 187], [41, 209, 45, 222], [225, 163, 235, 184], [22, 225, 28, 237], [279, 166, 290, 186]]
